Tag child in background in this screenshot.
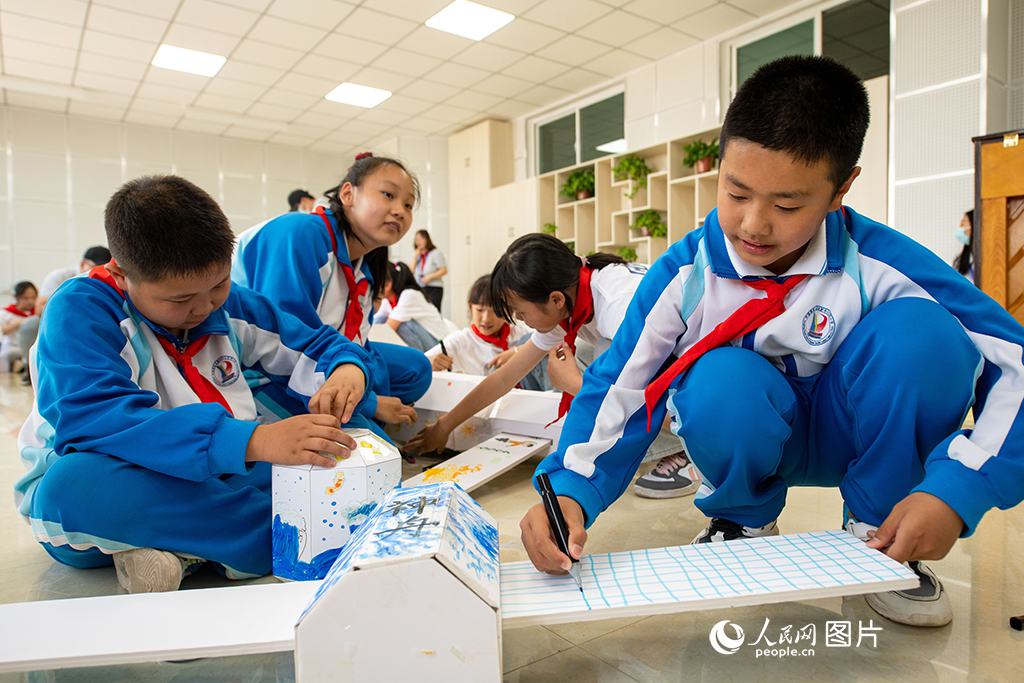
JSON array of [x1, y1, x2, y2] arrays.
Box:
[[406, 235, 699, 490], [0, 281, 36, 369], [233, 153, 427, 436], [383, 261, 458, 352], [426, 274, 551, 391], [15, 176, 376, 593], [520, 56, 1024, 628]]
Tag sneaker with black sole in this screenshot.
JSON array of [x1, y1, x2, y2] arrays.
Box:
[[112, 548, 203, 594], [633, 452, 701, 498], [691, 517, 780, 544], [844, 513, 953, 627]]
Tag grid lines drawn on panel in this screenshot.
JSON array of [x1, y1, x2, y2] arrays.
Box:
[[893, 173, 974, 258], [500, 530, 917, 627], [894, 79, 980, 180], [894, 0, 981, 95]]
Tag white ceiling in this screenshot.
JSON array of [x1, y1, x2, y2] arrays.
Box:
[[0, 0, 802, 155]]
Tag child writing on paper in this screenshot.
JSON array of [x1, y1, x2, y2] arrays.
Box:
[[232, 153, 426, 437], [425, 274, 552, 391], [15, 175, 376, 594], [382, 261, 458, 352], [520, 56, 1024, 628], [406, 235, 699, 492]]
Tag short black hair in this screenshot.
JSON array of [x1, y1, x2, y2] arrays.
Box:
[[82, 246, 111, 265], [104, 175, 236, 282], [468, 275, 492, 308], [721, 55, 869, 191], [288, 188, 314, 210], [490, 233, 625, 324], [13, 281, 36, 298]]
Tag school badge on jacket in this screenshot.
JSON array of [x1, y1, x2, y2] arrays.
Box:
[[212, 355, 239, 387], [802, 306, 835, 346]]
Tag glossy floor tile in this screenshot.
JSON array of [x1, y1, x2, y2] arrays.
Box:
[[1, 373, 1022, 682]]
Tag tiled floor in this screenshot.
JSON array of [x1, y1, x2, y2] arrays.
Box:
[[1, 372, 1023, 681]]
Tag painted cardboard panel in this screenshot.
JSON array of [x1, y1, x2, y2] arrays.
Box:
[[299, 482, 500, 622], [272, 428, 401, 581], [403, 434, 551, 493]]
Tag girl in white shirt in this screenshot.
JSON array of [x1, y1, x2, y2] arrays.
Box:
[[384, 262, 457, 351]]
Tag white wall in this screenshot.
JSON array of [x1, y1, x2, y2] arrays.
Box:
[[0, 105, 349, 291], [0, 107, 450, 317]]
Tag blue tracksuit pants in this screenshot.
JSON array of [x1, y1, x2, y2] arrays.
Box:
[[666, 298, 981, 528]]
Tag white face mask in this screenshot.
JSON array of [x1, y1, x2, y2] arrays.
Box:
[[955, 226, 970, 246]]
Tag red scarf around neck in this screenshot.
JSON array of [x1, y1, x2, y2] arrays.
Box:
[[471, 322, 511, 351], [3, 304, 33, 318], [314, 207, 369, 342], [549, 266, 594, 425]]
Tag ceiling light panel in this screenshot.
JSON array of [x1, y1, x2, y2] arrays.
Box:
[[425, 1, 514, 41], [151, 44, 226, 77], [325, 82, 392, 108]]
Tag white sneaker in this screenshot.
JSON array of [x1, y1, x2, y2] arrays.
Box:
[[691, 518, 780, 544], [113, 548, 192, 593], [844, 514, 953, 627], [633, 451, 701, 498]]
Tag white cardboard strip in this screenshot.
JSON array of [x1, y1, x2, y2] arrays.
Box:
[[0, 531, 917, 673]]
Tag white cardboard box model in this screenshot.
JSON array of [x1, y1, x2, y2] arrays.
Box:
[[403, 433, 551, 492], [272, 428, 401, 581], [384, 372, 564, 451], [295, 482, 501, 683]]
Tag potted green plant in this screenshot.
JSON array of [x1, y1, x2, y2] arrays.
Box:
[[612, 154, 653, 200], [559, 169, 595, 200], [682, 138, 719, 173], [616, 246, 637, 262], [566, 240, 576, 254], [542, 222, 558, 235], [631, 209, 667, 238]]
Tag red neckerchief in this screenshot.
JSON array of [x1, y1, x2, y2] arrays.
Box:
[[88, 262, 233, 415], [548, 267, 594, 426], [314, 207, 369, 342], [417, 251, 428, 274], [471, 323, 511, 351], [643, 274, 808, 430], [3, 304, 33, 318]]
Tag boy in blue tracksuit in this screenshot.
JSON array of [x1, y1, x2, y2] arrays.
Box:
[[15, 175, 376, 593], [520, 56, 1024, 628]]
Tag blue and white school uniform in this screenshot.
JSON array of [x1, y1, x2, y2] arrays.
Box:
[[232, 210, 431, 437], [539, 207, 1024, 536], [15, 271, 375, 578]]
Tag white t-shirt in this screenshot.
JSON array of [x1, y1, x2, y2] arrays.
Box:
[[530, 263, 647, 359], [426, 322, 531, 376], [39, 267, 79, 300], [389, 289, 458, 340]]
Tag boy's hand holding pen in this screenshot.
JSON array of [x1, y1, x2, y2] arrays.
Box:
[[431, 338, 453, 372], [520, 474, 588, 590]]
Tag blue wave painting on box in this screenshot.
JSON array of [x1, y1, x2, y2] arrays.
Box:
[[272, 428, 401, 581], [300, 481, 500, 621]]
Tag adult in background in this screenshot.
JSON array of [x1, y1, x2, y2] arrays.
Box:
[[20, 246, 112, 387], [288, 189, 315, 213], [411, 229, 447, 310]]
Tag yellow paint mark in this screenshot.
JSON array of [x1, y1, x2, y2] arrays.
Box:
[[458, 422, 477, 437], [421, 464, 483, 484], [359, 439, 382, 455], [325, 472, 346, 495]]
